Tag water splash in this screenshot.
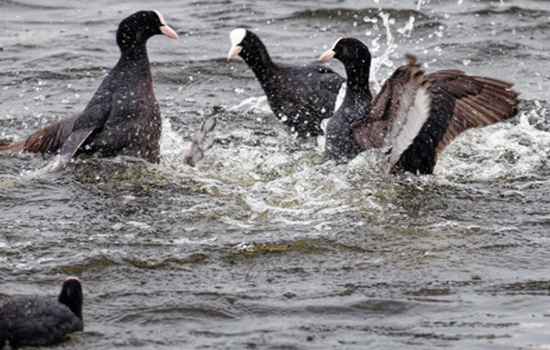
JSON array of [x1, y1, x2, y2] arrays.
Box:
[[437, 109, 550, 182], [416, 0, 431, 10], [17, 154, 66, 179], [228, 96, 270, 114], [368, 12, 399, 91], [397, 16, 416, 38], [159, 117, 190, 166]]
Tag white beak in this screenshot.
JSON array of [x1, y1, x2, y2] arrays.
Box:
[[227, 45, 243, 61], [160, 25, 179, 39], [319, 49, 336, 62]]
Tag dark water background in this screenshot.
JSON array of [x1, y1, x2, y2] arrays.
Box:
[[1, 0, 550, 349]]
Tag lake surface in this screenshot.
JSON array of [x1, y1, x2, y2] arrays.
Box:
[[1, 0, 550, 349]]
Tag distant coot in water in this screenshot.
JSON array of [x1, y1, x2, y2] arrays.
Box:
[[0, 277, 84, 348], [227, 28, 346, 137], [319, 37, 519, 174], [0, 10, 179, 164]]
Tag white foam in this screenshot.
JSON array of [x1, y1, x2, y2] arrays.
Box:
[[436, 111, 550, 181], [228, 96, 270, 114], [159, 116, 189, 165]]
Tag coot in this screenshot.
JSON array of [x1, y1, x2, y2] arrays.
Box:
[[319, 37, 519, 174], [0, 277, 84, 348], [228, 28, 345, 137], [0, 10, 179, 164]]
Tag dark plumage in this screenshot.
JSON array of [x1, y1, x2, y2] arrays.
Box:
[[227, 28, 345, 137], [319, 38, 519, 174], [0, 10, 179, 163], [0, 277, 84, 349]]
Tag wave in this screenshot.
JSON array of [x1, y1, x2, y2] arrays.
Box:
[[287, 8, 430, 22], [466, 5, 550, 18], [0, 0, 71, 10]]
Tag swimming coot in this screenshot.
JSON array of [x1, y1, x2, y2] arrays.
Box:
[[228, 28, 346, 137], [0, 277, 84, 348]]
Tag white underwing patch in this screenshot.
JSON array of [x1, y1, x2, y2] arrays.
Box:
[[386, 81, 432, 172]]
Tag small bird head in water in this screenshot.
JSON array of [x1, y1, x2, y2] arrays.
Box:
[[116, 10, 179, 51], [58, 277, 84, 320]]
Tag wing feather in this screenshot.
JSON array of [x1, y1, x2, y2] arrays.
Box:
[[380, 55, 435, 173], [360, 54, 519, 174], [433, 76, 519, 157], [0, 115, 79, 155]]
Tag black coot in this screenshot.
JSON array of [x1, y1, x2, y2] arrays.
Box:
[[319, 37, 519, 174], [0, 10, 179, 164], [228, 28, 346, 137], [0, 277, 83, 348]]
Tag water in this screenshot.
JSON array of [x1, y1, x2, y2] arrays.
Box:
[[1, 0, 550, 349]]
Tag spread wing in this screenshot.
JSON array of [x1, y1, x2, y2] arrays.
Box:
[[430, 74, 518, 157], [24, 114, 80, 154], [0, 102, 110, 166], [0, 115, 79, 155], [355, 54, 519, 174], [1, 70, 116, 158]]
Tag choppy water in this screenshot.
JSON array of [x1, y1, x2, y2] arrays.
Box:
[[1, 0, 550, 349]]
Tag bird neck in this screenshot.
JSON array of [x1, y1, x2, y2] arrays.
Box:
[[241, 41, 276, 83], [59, 295, 83, 320], [342, 57, 372, 97], [120, 44, 150, 63], [341, 61, 373, 122], [324, 63, 373, 161], [116, 46, 153, 81]]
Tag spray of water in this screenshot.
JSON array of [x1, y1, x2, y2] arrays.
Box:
[[367, 12, 399, 91]]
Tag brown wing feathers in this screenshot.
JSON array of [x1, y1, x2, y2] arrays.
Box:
[[388, 57, 518, 174], [433, 73, 519, 157], [0, 114, 78, 155]]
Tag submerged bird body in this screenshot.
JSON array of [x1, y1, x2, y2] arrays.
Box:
[[228, 29, 345, 137], [319, 38, 519, 174], [0, 10, 178, 163], [0, 278, 83, 349]]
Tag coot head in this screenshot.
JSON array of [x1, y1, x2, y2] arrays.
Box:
[[58, 277, 83, 320], [227, 28, 266, 62], [319, 37, 371, 66], [319, 37, 372, 91], [116, 10, 178, 51]]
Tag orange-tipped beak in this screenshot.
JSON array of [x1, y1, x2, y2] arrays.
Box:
[[319, 49, 336, 62], [227, 45, 243, 61], [160, 25, 179, 39]]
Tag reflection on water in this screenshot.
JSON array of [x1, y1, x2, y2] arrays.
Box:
[[1, 0, 550, 349]]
